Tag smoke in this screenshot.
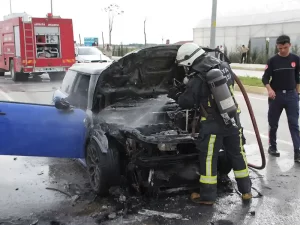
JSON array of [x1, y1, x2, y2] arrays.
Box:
[[130, 95, 170, 128], [99, 95, 171, 128]]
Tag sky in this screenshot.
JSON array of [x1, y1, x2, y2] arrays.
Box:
[[1, 0, 300, 45]]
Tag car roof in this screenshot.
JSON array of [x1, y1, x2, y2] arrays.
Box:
[[69, 62, 112, 75]]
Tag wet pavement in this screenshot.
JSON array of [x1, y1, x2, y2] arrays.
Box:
[[0, 74, 299, 225]]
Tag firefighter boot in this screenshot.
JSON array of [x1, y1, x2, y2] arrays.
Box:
[[294, 151, 300, 163], [190, 192, 215, 205], [242, 192, 252, 202], [268, 146, 280, 157]]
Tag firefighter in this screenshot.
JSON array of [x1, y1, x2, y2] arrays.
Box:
[[174, 43, 252, 205]]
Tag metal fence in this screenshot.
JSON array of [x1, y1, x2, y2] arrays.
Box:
[[193, 21, 300, 64], [194, 21, 300, 53]]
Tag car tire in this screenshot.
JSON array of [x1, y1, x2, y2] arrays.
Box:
[[10, 60, 29, 82], [0, 72, 4, 76], [85, 138, 121, 196], [49, 72, 65, 81]]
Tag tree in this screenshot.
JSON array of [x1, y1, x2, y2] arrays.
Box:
[[144, 18, 147, 46], [103, 4, 124, 46]]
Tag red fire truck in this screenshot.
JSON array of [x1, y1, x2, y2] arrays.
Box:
[[0, 13, 75, 82]]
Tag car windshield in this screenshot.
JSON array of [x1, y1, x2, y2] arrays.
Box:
[[78, 47, 103, 55]]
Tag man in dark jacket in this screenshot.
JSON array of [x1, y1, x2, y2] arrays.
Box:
[[262, 34, 300, 161], [173, 43, 252, 205]]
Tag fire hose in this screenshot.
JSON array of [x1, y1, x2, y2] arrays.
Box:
[[233, 74, 266, 170]]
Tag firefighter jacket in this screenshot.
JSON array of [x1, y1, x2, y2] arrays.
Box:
[[177, 54, 241, 133]]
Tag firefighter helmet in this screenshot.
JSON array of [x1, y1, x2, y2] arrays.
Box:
[[176, 43, 206, 67]]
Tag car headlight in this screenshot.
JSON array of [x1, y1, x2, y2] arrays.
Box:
[[157, 143, 177, 151]]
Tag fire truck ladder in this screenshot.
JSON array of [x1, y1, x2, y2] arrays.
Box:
[[23, 21, 35, 70]]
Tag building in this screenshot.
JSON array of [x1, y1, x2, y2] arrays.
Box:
[[193, 9, 300, 58]]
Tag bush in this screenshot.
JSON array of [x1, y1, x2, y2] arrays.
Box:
[[237, 76, 264, 87], [248, 47, 268, 64], [228, 45, 242, 63], [229, 52, 242, 63]]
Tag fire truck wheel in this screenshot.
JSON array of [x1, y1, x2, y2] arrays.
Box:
[[0, 72, 4, 76], [49, 72, 65, 81], [10, 60, 28, 82]]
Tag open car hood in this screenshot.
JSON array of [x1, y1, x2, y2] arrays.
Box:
[[95, 45, 186, 100]]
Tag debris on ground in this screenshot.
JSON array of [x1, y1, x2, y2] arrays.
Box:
[[138, 209, 184, 219], [251, 187, 263, 198], [119, 194, 126, 202], [108, 212, 117, 220], [30, 219, 39, 225], [46, 187, 72, 198], [72, 195, 80, 203], [50, 220, 63, 225], [250, 211, 256, 216]]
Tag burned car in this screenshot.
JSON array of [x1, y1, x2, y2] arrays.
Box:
[[0, 45, 239, 196], [55, 45, 239, 195]]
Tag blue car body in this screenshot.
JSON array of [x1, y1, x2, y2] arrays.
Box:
[[0, 101, 88, 159], [0, 62, 107, 164], [0, 45, 185, 172]]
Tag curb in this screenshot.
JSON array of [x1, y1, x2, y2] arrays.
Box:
[[112, 56, 121, 60], [231, 66, 265, 72], [234, 84, 267, 95]]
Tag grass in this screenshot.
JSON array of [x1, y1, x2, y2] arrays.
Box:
[[237, 76, 264, 87]]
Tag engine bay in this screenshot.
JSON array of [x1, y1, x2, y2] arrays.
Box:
[[95, 95, 208, 193]]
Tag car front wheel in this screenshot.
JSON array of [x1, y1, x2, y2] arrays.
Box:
[[85, 139, 121, 196]]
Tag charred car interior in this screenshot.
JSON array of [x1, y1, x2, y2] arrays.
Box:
[[80, 45, 233, 196]]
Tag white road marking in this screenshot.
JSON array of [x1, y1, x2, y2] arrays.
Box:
[[0, 90, 13, 101], [235, 93, 293, 146], [243, 129, 293, 146]]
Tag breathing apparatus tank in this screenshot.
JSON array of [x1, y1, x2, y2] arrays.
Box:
[[206, 68, 237, 126]]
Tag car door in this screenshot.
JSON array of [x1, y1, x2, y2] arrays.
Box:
[[0, 101, 88, 158]]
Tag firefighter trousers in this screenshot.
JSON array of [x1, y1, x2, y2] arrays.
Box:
[[195, 127, 252, 202]]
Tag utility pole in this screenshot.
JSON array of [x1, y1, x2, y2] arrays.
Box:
[[50, 0, 53, 14], [210, 0, 217, 49], [9, 0, 12, 14]]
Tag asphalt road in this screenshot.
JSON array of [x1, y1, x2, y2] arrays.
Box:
[[0, 74, 299, 225]]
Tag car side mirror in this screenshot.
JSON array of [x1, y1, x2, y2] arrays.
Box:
[[55, 98, 71, 110]]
